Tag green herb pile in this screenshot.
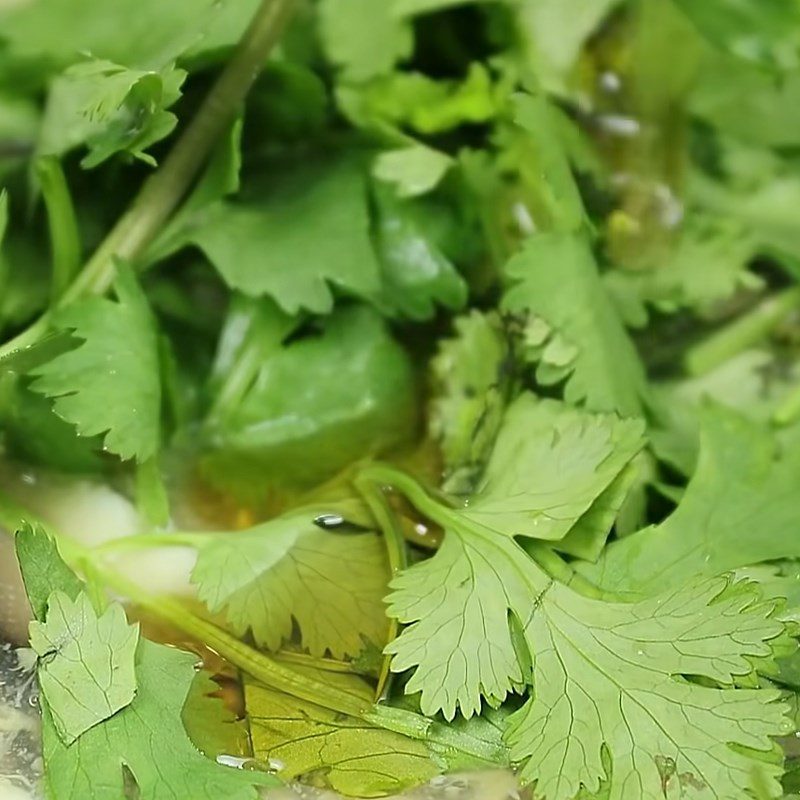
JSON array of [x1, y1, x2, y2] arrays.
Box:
[[3, 0, 800, 798]]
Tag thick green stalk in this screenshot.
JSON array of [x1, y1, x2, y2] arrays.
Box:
[[89, 557, 507, 763], [0, 0, 297, 361], [36, 157, 82, 302]]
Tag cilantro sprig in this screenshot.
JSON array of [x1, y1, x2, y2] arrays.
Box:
[[4, 0, 800, 799]]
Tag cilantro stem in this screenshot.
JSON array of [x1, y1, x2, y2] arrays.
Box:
[[90, 558, 508, 765], [365, 705, 509, 766], [99, 573, 372, 718], [684, 287, 800, 376], [361, 464, 613, 601], [35, 156, 82, 303], [271, 651, 357, 674], [93, 532, 210, 553], [359, 464, 456, 531], [354, 475, 408, 701], [0, 0, 297, 361]]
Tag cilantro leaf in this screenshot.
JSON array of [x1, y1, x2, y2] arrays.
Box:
[[247, 667, 438, 797], [0, 375, 109, 473], [393, 0, 485, 13], [503, 232, 648, 418], [457, 395, 645, 544], [319, 0, 413, 81], [430, 310, 511, 495], [372, 186, 468, 320], [604, 216, 760, 322], [183, 671, 251, 761], [192, 510, 390, 658], [583, 404, 800, 597], [29, 266, 162, 462], [385, 485, 790, 797], [690, 63, 800, 149], [648, 350, 800, 476], [15, 523, 85, 622], [386, 528, 528, 719], [178, 156, 381, 314], [29, 591, 139, 745], [555, 459, 641, 561], [42, 639, 277, 800], [505, 577, 790, 798], [340, 64, 507, 136], [38, 58, 186, 168], [15, 524, 277, 799], [509, 93, 587, 233], [373, 144, 454, 198]]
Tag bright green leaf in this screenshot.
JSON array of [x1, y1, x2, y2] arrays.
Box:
[[180, 156, 381, 315], [515, 0, 624, 94], [0, 0, 249, 71], [690, 60, 800, 149], [604, 216, 759, 321], [555, 459, 641, 561], [192, 509, 390, 658], [202, 306, 417, 493], [29, 266, 162, 462], [673, 0, 800, 68], [373, 145, 454, 198], [15, 523, 84, 622], [372, 186, 468, 320], [41, 639, 277, 800], [505, 577, 789, 798], [386, 493, 790, 797], [510, 93, 587, 233], [648, 349, 800, 475], [15, 523, 276, 799], [38, 58, 186, 168], [394, 0, 490, 13], [503, 232, 649, 418], [30, 591, 139, 745], [341, 63, 506, 136], [457, 395, 645, 543], [183, 671, 252, 761], [583, 404, 800, 596]]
